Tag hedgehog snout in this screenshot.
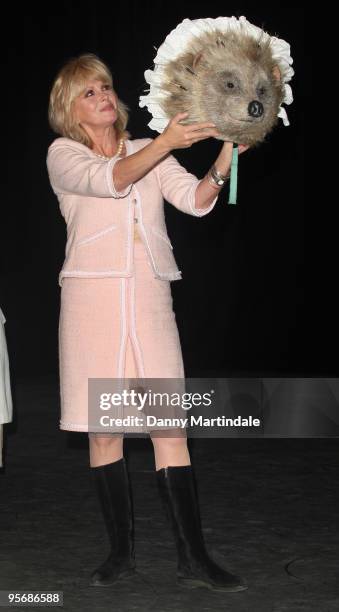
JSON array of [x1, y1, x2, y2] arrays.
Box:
[[248, 100, 264, 118]]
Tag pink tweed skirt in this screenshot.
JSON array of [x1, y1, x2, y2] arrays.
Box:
[[58, 239, 185, 432]]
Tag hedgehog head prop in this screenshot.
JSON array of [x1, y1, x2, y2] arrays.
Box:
[[139, 16, 294, 147]]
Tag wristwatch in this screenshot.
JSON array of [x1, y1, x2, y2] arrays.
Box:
[[208, 164, 230, 187]]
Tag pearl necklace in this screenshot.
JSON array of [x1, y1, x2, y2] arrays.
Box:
[[93, 138, 125, 160]]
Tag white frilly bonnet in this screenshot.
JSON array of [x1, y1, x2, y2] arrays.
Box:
[[139, 16, 294, 131]]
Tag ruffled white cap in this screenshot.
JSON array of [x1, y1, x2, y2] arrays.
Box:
[[139, 16, 294, 132]]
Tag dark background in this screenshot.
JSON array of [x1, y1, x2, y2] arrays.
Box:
[[3, 16, 339, 610], [3, 4, 311, 381]]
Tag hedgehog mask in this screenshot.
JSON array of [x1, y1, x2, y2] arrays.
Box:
[[139, 16, 294, 204]]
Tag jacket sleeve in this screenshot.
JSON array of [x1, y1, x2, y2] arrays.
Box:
[[154, 146, 218, 217], [46, 139, 131, 198]]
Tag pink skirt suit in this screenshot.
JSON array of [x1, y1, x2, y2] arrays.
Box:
[[46, 137, 218, 432]]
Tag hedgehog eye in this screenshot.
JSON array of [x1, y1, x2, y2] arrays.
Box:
[[257, 86, 266, 96], [226, 82, 234, 89]]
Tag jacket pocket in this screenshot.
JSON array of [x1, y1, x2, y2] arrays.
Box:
[[151, 227, 173, 250], [75, 224, 117, 247], [72, 223, 126, 273]]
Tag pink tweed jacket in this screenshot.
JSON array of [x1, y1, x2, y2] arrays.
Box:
[[46, 137, 218, 286]]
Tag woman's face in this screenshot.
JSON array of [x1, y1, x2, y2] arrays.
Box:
[[73, 78, 118, 130]]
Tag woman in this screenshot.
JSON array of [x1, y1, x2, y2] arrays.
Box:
[[0, 307, 13, 468], [47, 53, 248, 592]]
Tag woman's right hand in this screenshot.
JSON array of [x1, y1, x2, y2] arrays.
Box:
[[158, 112, 220, 151]]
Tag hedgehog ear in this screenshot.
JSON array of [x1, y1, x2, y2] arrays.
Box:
[[192, 52, 203, 71], [272, 65, 282, 82]]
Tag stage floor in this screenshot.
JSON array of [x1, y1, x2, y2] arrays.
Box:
[[0, 377, 338, 612]]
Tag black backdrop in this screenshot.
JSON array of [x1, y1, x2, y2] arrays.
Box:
[[3, 4, 309, 380]]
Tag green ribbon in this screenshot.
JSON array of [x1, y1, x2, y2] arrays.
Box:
[[228, 144, 238, 205]]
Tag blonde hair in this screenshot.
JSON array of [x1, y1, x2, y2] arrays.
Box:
[[48, 53, 130, 147]]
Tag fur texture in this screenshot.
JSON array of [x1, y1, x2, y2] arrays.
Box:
[[160, 29, 286, 145]]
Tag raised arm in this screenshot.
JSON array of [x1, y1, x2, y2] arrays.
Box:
[[194, 142, 250, 210], [112, 112, 219, 191]]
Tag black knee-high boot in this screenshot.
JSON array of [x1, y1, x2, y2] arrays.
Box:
[[90, 457, 136, 586], [156, 464, 247, 592]]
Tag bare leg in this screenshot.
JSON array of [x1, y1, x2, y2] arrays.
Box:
[[150, 428, 191, 470], [89, 433, 124, 467]]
